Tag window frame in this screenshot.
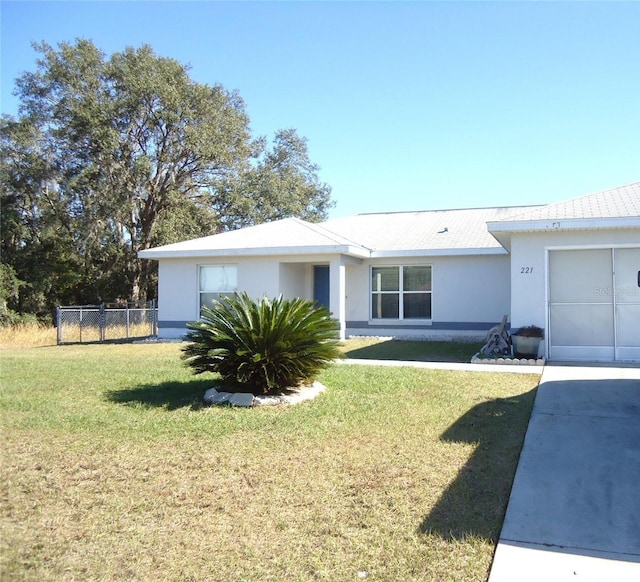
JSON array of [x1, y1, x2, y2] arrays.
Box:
[[198, 264, 238, 315], [370, 264, 433, 322]]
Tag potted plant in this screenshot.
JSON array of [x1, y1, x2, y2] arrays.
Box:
[[511, 325, 544, 359]]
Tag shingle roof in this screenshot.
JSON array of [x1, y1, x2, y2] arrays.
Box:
[[140, 182, 639, 260], [140, 206, 542, 259], [138, 217, 369, 259], [498, 181, 640, 222], [485, 181, 640, 250], [322, 206, 540, 253]]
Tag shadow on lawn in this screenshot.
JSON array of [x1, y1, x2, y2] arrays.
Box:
[[105, 378, 214, 410], [419, 387, 537, 541], [344, 340, 482, 363]]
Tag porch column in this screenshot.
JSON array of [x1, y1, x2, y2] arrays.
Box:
[[329, 257, 347, 340]]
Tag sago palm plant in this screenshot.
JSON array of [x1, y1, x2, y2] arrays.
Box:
[[181, 292, 342, 395]]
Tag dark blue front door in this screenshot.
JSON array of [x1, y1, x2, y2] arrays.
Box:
[[313, 265, 330, 309]]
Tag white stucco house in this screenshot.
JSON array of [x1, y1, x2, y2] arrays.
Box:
[[139, 181, 640, 363]]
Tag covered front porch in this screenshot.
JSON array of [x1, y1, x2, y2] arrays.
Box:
[[278, 254, 362, 340]]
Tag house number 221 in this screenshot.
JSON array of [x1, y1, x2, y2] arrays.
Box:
[[520, 267, 533, 274]]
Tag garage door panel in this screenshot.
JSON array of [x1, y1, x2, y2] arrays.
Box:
[[548, 247, 640, 363], [548, 345, 615, 362], [549, 249, 612, 304], [614, 248, 640, 305], [550, 304, 614, 347], [617, 304, 640, 346]]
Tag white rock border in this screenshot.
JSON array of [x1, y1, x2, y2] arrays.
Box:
[[471, 352, 545, 366], [203, 381, 326, 408]]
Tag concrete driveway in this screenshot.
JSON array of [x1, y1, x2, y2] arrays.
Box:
[[490, 364, 640, 581]]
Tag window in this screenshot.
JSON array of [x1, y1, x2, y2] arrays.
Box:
[[199, 265, 237, 313], [371, 265, 432, 320]]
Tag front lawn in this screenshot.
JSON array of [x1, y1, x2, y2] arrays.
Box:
[[0, 343, 538, 581], [341, 337, 484, 363]]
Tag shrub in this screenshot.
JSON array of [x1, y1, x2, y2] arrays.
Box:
[[181, 292, 342, 395]]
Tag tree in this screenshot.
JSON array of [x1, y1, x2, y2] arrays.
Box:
[[0, 115, 83, 316], [1, 39, 333, 317], [214, 128, 333, 231], [12, 39, 254, 301]]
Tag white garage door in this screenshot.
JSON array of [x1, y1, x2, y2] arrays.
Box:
[[548, 247, 640, 362]]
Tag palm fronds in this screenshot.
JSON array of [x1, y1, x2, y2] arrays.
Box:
[[181, 292, 341, 394]]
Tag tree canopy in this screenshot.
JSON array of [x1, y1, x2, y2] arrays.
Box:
[[0, 39, 333, 320]]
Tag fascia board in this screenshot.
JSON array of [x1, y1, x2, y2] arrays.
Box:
[[139, 244, 371, 260], [487, 216, 640, 234], [370, 247, 508, 258]]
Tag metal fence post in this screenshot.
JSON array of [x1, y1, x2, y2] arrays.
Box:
[[100, 303, 106, 342], [56, 307, 62, 345], [151, 299, 157, 337]]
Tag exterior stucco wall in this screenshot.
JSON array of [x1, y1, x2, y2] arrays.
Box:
[[156, 254, 338, 338], [343, 254, 511, 337], [156, 252, 512, 339], [279, 262, 310, 299], [509, 227, 640, 350], [157, 259, 199, 324]]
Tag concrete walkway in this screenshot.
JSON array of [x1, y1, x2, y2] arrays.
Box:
[[336, 358, 543, 374], [489, 364, 640, 582]]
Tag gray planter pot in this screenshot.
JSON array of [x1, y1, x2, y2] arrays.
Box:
[[512, 335, 542, 358]]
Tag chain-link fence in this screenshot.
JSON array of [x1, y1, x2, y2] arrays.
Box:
[[56, 301, 158, 344]]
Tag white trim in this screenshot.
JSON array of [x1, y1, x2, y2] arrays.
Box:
[[140, 244, 370, 260], [371, 247, 507, 258], [488, 216, 640, 234], [544, 246, 550, 360], [369, 264, 433, 323], [198, 263, 238, 318], [141, 245, 507, 260], [545, 242, 640, 252], [368, 319, 433, 327]]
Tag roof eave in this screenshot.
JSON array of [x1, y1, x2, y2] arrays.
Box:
[[487, 216, 640, 234], [370, 247, 508, 258], [139, 244, 371, 260]]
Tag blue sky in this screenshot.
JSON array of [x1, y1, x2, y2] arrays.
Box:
[[2, 1, 639, 218]]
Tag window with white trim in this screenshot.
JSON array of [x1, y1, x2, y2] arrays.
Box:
[[199, 265, 237, 313], [371, 265, 432, 320]]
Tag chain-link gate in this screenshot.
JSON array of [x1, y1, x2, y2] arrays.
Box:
[[56, 301, 158, 344]]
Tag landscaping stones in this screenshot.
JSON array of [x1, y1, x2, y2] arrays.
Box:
[[471, 353, 545, 366], [203, 381, 326, 408]]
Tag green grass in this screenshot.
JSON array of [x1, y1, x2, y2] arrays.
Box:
[[341, 337, 483, 362], [1, 342, 538, 581]]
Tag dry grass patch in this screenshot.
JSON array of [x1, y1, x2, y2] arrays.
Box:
[[1, 343, 538, 581], [0, 322, 57, 349], [0, 321, 154, 350]]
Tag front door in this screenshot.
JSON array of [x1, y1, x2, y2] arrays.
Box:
[[313, 265, 330, 310], [548, 247, 640, 362]]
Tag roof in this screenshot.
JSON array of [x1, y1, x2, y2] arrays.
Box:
[[140, 206, 541, 260], [322, 206, 540, 256], [498, 181, 640, 222], [140, 181, 640, 260], [138, 217, 370, 259], [487, 181, 640, 249]]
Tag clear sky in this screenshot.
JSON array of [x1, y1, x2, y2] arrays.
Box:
[[2, 1, 639, 218]]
